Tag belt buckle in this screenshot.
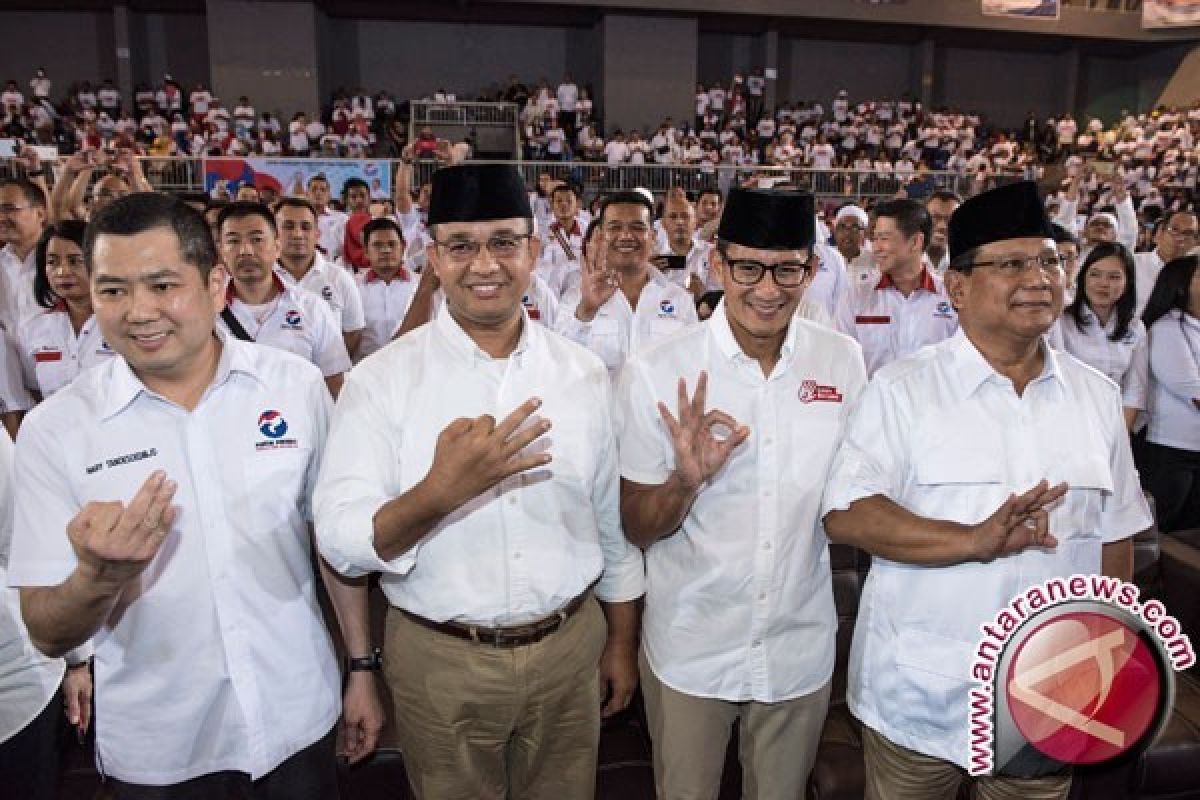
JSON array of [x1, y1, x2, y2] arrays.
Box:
[[491, 627, 521, 648]]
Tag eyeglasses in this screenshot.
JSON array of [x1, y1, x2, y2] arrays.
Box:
[[726, 257, 813, 287], [1163, 226, 1198, 241], [435, 233, 531, 264], [0, 204, 32, 215], [966, 254, 1063, 276]]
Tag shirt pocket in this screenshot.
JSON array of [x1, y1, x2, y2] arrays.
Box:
[[892, 628, 975, 740], [1047, 455, 1114, 543], [239, 448, 314, 533], [34, 359, 75, 395], [911, 449, 1007, 525]]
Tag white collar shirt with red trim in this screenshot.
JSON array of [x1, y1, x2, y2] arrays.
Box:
[[538, 217, 586, 298], [221, 276, 351, 377], [6, 335, 342, 784], [17, 308, 117, 396], [617, 301, 867, 702], [354, 268, 416, 362], [275, 252, 365, 334], [851, 266, 958, 376]]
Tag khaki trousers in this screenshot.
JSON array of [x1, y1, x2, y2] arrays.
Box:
[[385, 598, 607, 800], [863, 725, 1072, 800], [640, 649, 831, 800]]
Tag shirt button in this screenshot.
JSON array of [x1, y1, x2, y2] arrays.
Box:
[[763, 542, 772, 551], [759, 592, 767, 601], [508, 496, 517, 505], [753, 639, 762, 648], [513, 552, 522, 561]]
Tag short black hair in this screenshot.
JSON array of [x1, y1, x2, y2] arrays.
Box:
[[216, 201, 278, 237], [550, 183, 578, 200], [307, 173, 329, 187], [599, 191, 655, 222], [84, 192, 217, 278], [872, 198, 932, 247], [1143, 254, 1199, 329], [926, 189, 962, 206], [0, 177, 47, 210], [342, 177, 369, 197], [34, 220, 88, 309], [362, 217, 404, 249], [274, 196, 318, 221]]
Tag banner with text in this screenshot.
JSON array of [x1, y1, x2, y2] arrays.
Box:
[[1143, 0, 1200, 28], [982, 0, 1059, 18], [203, 158, 392, 200]]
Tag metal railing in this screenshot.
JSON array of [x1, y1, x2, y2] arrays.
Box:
[[0, 155, 1022, 205], [410, 101, 522, 158]]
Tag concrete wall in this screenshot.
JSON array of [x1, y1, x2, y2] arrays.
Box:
[[602, 14, 697, 134], [0, 11, 115, 94], [132, 12, 210, 91], [779, 38, 915, 106], [938, 46, 1061, 127]]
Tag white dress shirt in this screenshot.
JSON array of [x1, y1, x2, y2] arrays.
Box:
[[220, 277, 352, 377], [538, 218, 585, 298], [1146, 310, 1200, 451], [558, 266, 699, 378], [1133, 250, 1165, 320], [276, 253, 366, 334], [18, 308, 117, 396], [851, 267, 959, 375], [618, 303, 866, 702], [355, 268, 415, 362], [521, 274, 560, 330], [314, 308, 645, 626], [0, 430, 65, 745], [806, 242, 857, 336], [821, 329, 1152, 768], [0, 244, 39, 331], [316, 208, 348, 263], [1052, 310, 1149, 411], [7, 337, 342, 784]]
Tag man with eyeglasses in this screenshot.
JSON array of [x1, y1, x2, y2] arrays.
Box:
[[1134, 210, 1197, 318], [314, 164, 644, 800], [0, 179, 49, 330], [822, 181, 1150, 799], [618, 187, 866, 799], [559, 190, 698, 378], [852, 198, 959, 376]]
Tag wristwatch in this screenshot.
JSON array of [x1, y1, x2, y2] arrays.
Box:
[[346, 647, 383, 673]]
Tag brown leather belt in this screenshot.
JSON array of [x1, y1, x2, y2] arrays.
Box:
[[401, 592, 590, 648]]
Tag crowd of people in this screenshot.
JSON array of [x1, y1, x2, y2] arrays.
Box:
[[0, 61, 1197, 800]]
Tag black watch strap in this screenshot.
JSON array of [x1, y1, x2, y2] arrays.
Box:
[[347, 647, 383, 672]]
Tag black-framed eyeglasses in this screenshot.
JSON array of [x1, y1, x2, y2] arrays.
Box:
[[726, 257, 813, 287], [966, 254, 1063, 276], [434, 233, 532, 263]]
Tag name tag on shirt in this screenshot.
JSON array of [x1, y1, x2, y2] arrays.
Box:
[[798, 379, 844, 404], [855, 315, 891, 325], [34, 350, 63, 363]]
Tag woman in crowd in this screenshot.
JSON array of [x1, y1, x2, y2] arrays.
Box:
[[1140, 254, 1200, 533], [17, 220, 116, 400], [1054, 242, 1148, 432]]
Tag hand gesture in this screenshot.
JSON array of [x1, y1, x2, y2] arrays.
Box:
[[577, 235, 618, 321], [969, 480, 1067, 562], [598, 640, 638, 718], [422, 398, 553, 514], [66, 470, 178, 587], [14, 145, 40, 172], [63, 662, 92, 738], [63, 150, 91, 174], [658, 372, 750, 491]]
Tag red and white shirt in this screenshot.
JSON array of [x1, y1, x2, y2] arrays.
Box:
[[851, 267, 958, 376], [18, 307, 117, 396], [355, 268, 416, 362]]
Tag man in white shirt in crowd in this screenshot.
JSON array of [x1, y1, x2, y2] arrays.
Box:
[[924, 189, 961, 274], [274, 197, 366, 357], [314, 164, 644, 800], [558, 191, 698, 378], [620, 187, 866, 800], [822, 181, 1149, 800], [695, 188, 724, 241], [852, 198, 958, 376], [217, 202, 351, 396], [355, 217, 415, 362], [1134, 210, 1197, 318], [0, 179, 48, 330], [833, 203, 874, 287], [10, 193, 383, 800], [307, 174, 348, 261], [656, 189, 711, 295], [538, 183, 587, 298], [555, 75, 578, 138]]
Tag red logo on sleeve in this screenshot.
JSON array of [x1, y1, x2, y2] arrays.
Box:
[[798, 379, 843, 404]]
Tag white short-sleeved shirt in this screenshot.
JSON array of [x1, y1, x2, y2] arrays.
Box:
[[1133, 250, 1164, 320], [1146, 310, 1200, 451], [0, 429, 65, 745], [851, 267, 959, 376], [276, 254, 365, 335], [0, 324, 33, 414], [820, 330, 1152, 768], [314, 308, 645, 625], [1052, 310, 1149, 411], [805, 243, 858, 336], [521, 274, 560, 330], [0, 245, 39, 331], [316, 208, 348, 263], [538, 219, 586, 298], [619, 303, 866, 702], [18, 309, 117, 396], [6, 337, 342, 784], [354, 269, 416, 363], [220, 277, 352, 378], [557, 266, 699, 378], [655, 242, 713, 292]]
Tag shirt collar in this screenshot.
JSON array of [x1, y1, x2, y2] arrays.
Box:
[[226, 271, 287, 305], [433, 304, 537, 365], [876, 265, 937, 292], [363, 266, 410, 284], [551, 219, 581, 237], [707, 299, 798, 374], [100, 329, 261, 421], [946, 328, 1065, 400]]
